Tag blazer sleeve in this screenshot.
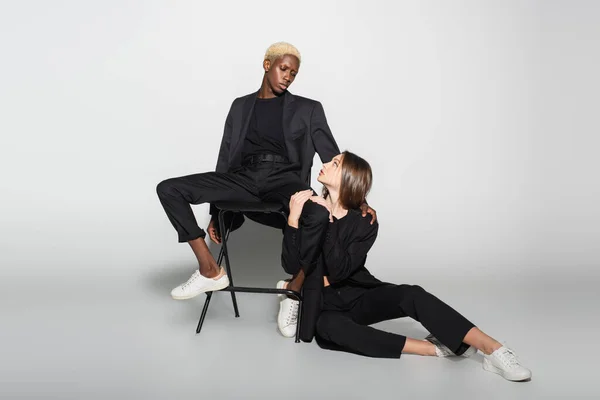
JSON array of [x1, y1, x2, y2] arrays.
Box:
[[281, 224, 302, 275], [325, 218, 379, 284], [209, 102, 235, 219], [310, 102, 340, 163], [215, 101, 234, 173]]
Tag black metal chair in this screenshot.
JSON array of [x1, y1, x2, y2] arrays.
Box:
[[195, 201, 304, 342]]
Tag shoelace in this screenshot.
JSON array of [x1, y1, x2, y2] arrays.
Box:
[[496, 347, 520, 368], [181, 271, 200, 289], [286, 301, 299, 325]]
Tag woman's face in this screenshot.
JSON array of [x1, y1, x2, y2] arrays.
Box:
[[317, 154, 344, 189]]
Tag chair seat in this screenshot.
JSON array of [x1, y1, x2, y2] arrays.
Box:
[[198, 200, 302, 342], [214, 201, 284, 213]]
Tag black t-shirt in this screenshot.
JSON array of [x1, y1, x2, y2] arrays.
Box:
[[241, 96, 286, 160]]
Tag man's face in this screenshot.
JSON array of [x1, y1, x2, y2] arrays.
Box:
[[263, 54, 300, 95]]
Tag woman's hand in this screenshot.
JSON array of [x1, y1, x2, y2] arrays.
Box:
[[310, 196, 333, 222], [360, 202, 377, 224], [288, 190, 314, 228]]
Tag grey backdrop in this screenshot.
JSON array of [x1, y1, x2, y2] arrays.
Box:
[[1, 1, 598, 399]]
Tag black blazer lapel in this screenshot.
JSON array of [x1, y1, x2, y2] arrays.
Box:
[[282, 91, 299, 162], [282, 90, 298, 139]]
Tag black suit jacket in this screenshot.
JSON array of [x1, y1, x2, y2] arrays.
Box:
[[212, 90, 340, 342], [215, 90, 340, 179]]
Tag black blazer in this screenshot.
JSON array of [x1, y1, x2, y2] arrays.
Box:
[[215, 90, 340, 181], [283, 210, 383, 342]]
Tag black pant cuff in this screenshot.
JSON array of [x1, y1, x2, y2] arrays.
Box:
[[449, 322, 477, 354], [178, 229, 206, 243]]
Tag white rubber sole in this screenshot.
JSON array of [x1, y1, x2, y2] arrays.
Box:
[[482, 358, 532, 381], [171, 276, 230, 300]]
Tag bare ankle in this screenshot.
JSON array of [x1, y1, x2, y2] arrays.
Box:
[[285, 280, 302, 297], [489, 341, 502, 354], [212, 267, 225, 279], [200, 266, 220, 278], [425, 341, 437, 356], [402, 338, 438, 356]]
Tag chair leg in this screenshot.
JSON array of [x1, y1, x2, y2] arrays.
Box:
[[219, 210, 240, 318], [196, 292, 213, 334], [295, 299, 303, 343], [196, 215, 238, 334]]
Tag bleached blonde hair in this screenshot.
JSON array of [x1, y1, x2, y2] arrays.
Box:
[[264, 42, 301, 65]]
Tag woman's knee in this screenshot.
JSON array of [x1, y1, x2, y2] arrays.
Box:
[[395, 284, 427, 300], [411, 284, 426, 293], [301, 201, 330, 224], [410, 284, 428, 298]]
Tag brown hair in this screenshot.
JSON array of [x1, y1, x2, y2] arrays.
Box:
[[323, 151, 373, 209]]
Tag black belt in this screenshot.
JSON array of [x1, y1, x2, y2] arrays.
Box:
[[242, 154, 289, 166]]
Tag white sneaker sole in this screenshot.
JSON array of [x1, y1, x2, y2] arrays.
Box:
[[482, 358, 532, 381], [171, 276, 230, 300]]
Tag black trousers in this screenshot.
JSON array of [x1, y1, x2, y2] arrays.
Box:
[[156, 161, 330, 271], [315, 284, 476, 359]]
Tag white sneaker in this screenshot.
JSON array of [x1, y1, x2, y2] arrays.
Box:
[[276, 280, 299, 338], [171, 269, 229, 300], [483, 346, 532, 381], [426, 334, 477, 358]]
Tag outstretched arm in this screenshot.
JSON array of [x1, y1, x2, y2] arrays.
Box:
[[359, 201, 378, 224], [310, 102, 340, 163]]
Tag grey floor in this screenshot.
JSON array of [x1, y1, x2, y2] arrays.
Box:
[[2, 222, 597, 400]]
